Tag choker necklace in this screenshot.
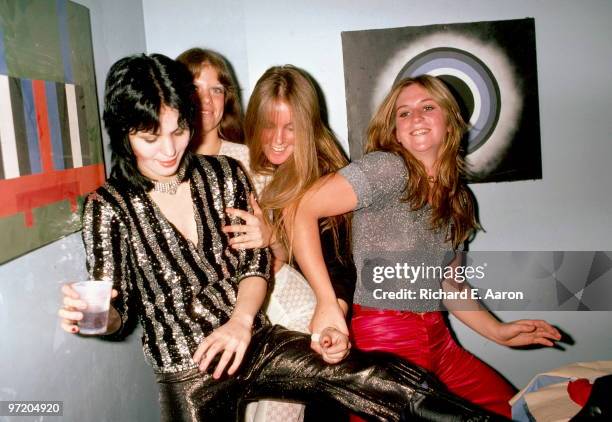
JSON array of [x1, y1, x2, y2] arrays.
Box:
[[152, 161, 187, 195]]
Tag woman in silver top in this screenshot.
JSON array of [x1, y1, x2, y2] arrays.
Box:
[[290, 75, 561, 419]]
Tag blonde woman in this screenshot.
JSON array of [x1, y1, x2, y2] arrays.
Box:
[[290, 75, 562, 419], [177, 52, 355, 351], [177, 51, 355, 420], [242, 64, 357, 358], [177, 48, 319, 422]]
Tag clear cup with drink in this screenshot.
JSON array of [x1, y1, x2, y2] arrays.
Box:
[[71, 280, 114, 335]]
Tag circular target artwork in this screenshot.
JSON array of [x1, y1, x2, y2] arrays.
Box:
[[394, 47, 501, 154], [341, 18, 542, 183]]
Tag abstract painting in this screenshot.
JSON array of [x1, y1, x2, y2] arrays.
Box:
[[0, 0, 104, 264]]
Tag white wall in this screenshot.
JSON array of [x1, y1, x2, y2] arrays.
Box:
[[85, 0, 149, 175], [0, 1, 159, 421], [143, 0, 612, 389], [143, 0, 250, 101]]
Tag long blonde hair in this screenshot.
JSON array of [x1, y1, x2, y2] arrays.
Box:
[[245, 65, 350, 258], [367, 75, 479, 247]]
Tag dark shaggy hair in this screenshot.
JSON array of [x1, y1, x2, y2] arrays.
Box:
[[103, 53, 196, 191]]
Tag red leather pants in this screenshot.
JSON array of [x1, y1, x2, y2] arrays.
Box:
[[350, 306, 515, 420]]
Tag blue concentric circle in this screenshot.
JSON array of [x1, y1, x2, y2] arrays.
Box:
[[394, 48, 501, 153]]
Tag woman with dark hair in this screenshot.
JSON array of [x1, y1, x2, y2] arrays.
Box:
[[57, 54, 503, 422], [290, 75, 561, 419]]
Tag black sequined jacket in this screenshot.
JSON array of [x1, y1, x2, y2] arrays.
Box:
[[82, 155, 271, 373]]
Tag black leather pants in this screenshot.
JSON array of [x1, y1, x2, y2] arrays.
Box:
[[156, 325, 506, 422]]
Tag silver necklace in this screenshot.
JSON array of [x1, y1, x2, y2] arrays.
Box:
[[152, 162, 187, 195]]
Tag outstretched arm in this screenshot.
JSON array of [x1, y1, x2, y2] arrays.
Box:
[[443, 253, 561, 347], [193, 159, 272, 378], [288, 173, 357, 355]]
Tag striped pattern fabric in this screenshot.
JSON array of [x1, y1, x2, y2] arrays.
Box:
[[82, 155, 271, 373], [0, 75, 89, 180]]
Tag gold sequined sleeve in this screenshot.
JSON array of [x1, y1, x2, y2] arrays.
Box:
[[82, 190, 135, 338]]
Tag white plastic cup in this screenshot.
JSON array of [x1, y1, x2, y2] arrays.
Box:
[[72, 280, 113, 335]]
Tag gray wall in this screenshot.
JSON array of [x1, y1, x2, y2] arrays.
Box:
[[142, 0, 612, 388], [0, 1, 159, 421]]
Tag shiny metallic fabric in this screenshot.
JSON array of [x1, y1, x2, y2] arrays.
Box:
[[156, 325, 506, 422], [339, 151, 458, 312], [82, 155, 271, 373]]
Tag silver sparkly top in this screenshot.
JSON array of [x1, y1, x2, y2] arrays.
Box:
[[82, 155, 271, 373], [339, 151, 457, 312]]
